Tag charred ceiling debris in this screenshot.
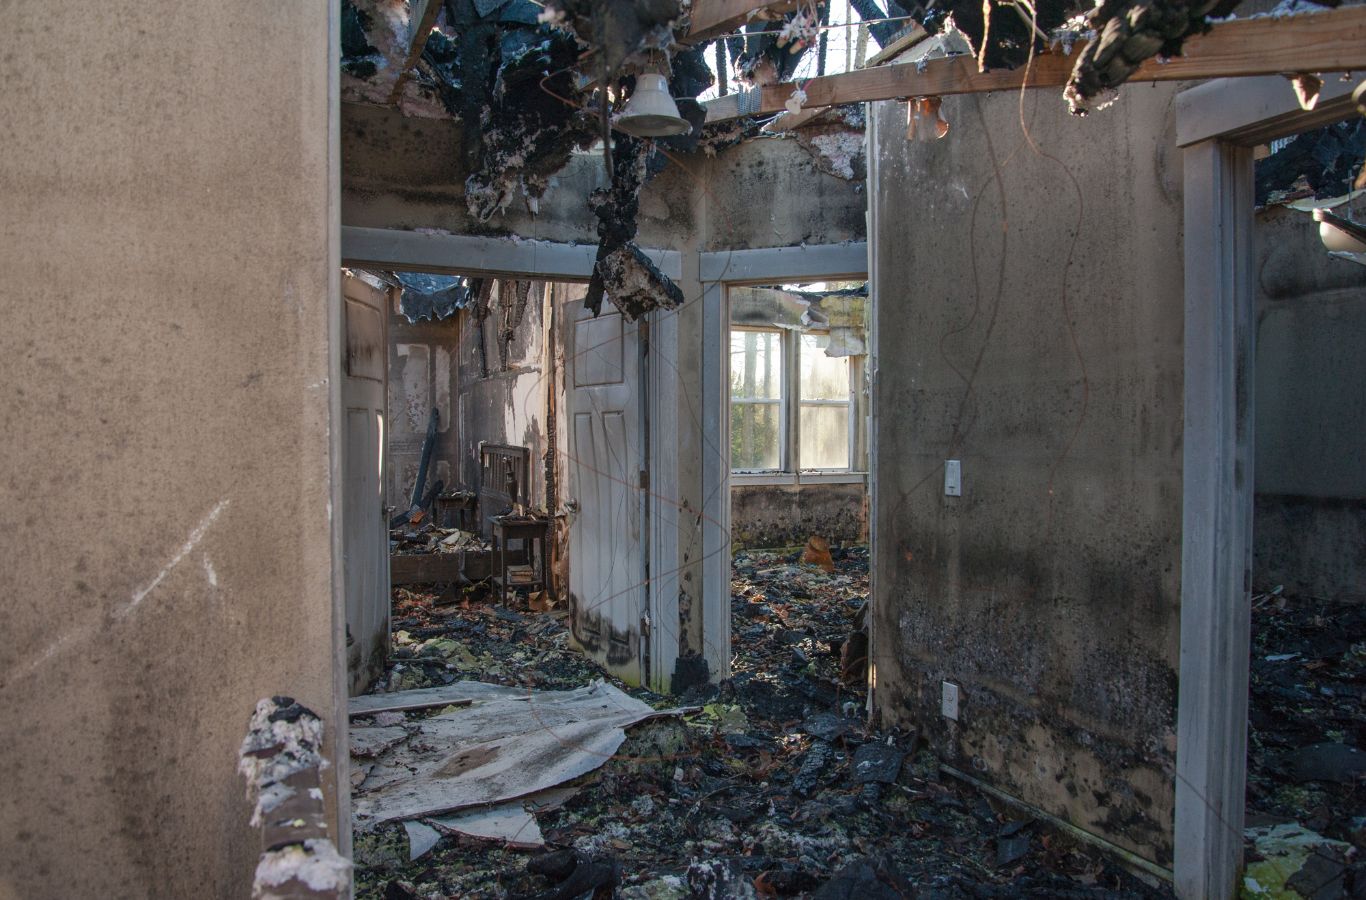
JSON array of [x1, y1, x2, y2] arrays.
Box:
[[340, 0, 865, 321], [341, 0, 1280, 331], [395, 272, 472, 323], [1256, 120, 1366, 207]]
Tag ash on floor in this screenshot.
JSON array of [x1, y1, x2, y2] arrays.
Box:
[[353, 546, 1171, 899]]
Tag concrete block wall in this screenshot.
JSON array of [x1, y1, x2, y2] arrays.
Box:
[[870, 86, 1186, 868], [0, 3, 341, 897]]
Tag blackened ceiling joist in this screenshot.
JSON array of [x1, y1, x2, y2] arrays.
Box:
[[702, 5, 1366, 122]]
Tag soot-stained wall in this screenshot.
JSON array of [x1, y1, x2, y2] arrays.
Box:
[[870, 86, 1185, 867], [1253, 204, 1366, 602], [389, 298, 461, 507], [456, 280, 555, 517], [731, 482, 867, 549]]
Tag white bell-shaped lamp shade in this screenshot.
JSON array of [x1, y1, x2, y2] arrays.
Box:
[[1314, 208, 1366, 254], [615, 74, 692, 138], [906, 96, 949, 143]]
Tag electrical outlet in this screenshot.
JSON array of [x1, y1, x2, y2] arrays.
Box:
[[942, 681, 960, 720], [944, 459, 962, 497]]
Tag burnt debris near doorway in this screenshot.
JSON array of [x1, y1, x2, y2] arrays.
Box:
[[351, 551, 1174, 900]]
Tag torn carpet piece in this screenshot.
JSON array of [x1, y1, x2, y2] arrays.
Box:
[[351, 680, 685, 827]]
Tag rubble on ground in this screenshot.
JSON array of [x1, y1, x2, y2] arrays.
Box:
[[1244, 586, 1366, 896], [353, 544, 1172, 898]]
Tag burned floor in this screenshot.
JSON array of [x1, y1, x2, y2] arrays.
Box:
[[348, 546, 1206, 900]]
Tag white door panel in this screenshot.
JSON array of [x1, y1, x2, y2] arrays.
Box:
[[563, 292, 645, 684], [343, 273, 390, 696]]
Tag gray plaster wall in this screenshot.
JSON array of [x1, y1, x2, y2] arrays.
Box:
[[390, 303, 461, 507], [698, 135, 868, 251], [870, 87, 1186, 867], [457, 281, 555, 517], [0, 3, 341, 897], [1252, 204, 1366, 601], [731, 483, 868, 549]]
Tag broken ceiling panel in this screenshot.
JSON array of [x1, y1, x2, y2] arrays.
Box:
[[583, 135, 687, 319], [596, 243, 687, 320]]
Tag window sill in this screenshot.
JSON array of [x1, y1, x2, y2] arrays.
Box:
[[731, 472, 867, 486]]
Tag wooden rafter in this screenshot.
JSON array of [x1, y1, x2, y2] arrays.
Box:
[[861, 23, 927, 68], [685, 0, 802, 43], [388, 0, 445, 105], [704, 4, 1366, 122]]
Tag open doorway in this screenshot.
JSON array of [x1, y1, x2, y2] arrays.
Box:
[[725, 279, 874, 724], [1174, 77, 1366, 897], [1237, 125, 1366, 894], [343, 271, 660, 699]]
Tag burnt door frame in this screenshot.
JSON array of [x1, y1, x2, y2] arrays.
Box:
[[1172, 76, 1362, 899], [699, 243, 870, 686]]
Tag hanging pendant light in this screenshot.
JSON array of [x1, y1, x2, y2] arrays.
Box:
[[1313, 207, 1366, 254], [615, 73, 693, 138], [906, 96, 949, 143]]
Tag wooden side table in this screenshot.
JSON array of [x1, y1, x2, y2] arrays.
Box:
[[490, 514, 549, 605]]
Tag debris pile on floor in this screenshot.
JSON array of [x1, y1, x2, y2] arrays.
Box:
[[1244, 588, 1366, 895], [392, 525, 491, 556], [354, 543, 1171, 898]]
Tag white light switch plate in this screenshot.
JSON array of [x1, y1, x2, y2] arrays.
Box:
[[944, 459, 962, 497], [942, 681, 960, 720]]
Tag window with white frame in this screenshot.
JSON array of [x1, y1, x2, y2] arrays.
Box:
[[798, 333, 852, 470], [730, 329, 784, 471], [729, 327, 859, 474]]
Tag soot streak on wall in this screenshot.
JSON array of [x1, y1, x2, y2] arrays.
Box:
[[870, 85, 1186, 867]]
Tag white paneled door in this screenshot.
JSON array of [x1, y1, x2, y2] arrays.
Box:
[[343, 272, 391, 696], [561, 287, 646, 685]]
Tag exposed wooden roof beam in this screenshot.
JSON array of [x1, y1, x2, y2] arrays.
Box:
[[861, 23, 928, 68], [685, 0, 801, 43], [388, 0, 445, 105], [704, 5, 1366, 122]]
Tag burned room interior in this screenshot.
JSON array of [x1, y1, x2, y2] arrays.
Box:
[[3, 0, 1366, 899]]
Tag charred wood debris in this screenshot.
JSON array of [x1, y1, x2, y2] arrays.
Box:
[[354, 546, 1188, 900], [357, 551, 1366, 899]]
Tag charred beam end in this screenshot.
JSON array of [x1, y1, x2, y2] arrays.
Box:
[[238, 697, 350, 900], [595, 243, 686, 321], [1064, 0, 1240, 113], [586, 135, 689, 319]]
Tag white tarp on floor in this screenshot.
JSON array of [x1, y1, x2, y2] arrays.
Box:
[[350, 680, 682, 831]]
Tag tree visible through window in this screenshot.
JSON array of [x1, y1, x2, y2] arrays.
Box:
[[730, 329, 857, 473], [730, 329, 783, 470], [799, 333, 851, 470]]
